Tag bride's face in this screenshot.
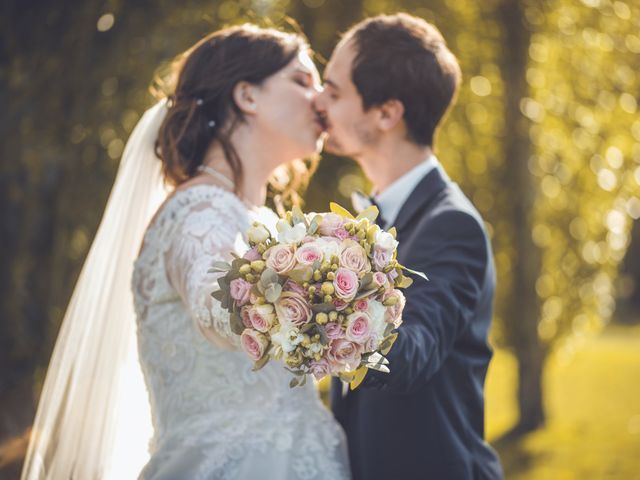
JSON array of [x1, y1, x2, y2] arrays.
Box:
[[250, 50, 324, 161]]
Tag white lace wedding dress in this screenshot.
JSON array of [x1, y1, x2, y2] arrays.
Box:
[[131, 184, 351, 480]]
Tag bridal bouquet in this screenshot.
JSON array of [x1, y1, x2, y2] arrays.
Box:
[[211, 203, 426, 389]]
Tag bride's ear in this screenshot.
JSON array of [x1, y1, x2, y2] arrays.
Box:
[[232, 81, 259, 115]]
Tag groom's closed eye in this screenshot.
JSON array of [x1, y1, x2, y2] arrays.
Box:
[[323, 80, 340, 100]]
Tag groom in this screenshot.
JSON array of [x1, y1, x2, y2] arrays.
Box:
[[314, 13, 504, 480]]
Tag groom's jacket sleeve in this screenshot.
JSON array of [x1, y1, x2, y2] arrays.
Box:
[[369, 209, 488, 394]]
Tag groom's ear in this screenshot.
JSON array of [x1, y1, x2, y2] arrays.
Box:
[[233, 81, 259, 115], [375, 99, 405, 132]]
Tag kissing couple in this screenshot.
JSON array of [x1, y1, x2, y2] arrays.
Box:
[[23, 12, 503, 480]]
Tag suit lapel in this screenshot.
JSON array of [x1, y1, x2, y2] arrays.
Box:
[[392, 164, 450, 234]]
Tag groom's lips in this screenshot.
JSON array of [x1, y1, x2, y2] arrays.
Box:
[[314, 115, 329, 134]]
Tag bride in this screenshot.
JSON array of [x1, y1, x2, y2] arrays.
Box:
[[22, 24, 350, 480]]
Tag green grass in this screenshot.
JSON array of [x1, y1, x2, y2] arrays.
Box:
[[486, 324, 640, 479]]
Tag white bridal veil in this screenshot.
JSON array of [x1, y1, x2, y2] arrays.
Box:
[[21, 101, 170, 479]]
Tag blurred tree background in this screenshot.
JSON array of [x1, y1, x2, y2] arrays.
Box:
[[1, 0, 639, 478]]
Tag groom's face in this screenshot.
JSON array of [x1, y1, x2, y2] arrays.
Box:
[[314, 40, 379, 157]]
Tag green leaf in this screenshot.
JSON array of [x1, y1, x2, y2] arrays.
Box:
[[284, 367, 305, 375], [291, 206, 308, 227], [300, 322, 315, 333], [356, 205, 379, 223], [349, 367, 368, 390], [397, 275, 414, 289], [260, 268, 279, 287], [252, 354, 270, 372], [355, 288, 378, 300], [308, 215, 321, 235], [359, 272, 374, 289], [229, 313, 245, 335], [329, 202, 355, 219], [211, 289, 225, 302], [287, 266, 313, 283], [311, 302, 335, 313], [209, 261, 231, 272], [365, 363, 390, 373], [399, 264, 429, 281], [299, 374, 307, 387], [379, 332, 398, 355], [289, 377, 300, 388], [264, 283, 282, 303], [338, 372, 356, 383]]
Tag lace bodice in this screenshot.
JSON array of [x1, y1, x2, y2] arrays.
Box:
[[131, 185, 349, 480]]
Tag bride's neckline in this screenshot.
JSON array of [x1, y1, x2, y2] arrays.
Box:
[[150, 183, 248, 233]]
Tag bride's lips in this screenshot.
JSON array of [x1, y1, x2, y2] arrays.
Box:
[[313, 116, 328, 135]]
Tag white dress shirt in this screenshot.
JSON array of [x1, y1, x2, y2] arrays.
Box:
[[374, 155, 439, 228]]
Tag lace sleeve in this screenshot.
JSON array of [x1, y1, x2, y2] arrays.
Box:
[[164, 198, 245, 349]]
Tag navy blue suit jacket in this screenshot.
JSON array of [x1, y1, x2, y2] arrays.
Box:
[[331, 165, 503, 480]]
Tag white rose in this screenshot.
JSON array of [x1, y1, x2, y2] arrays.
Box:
[[366, 300, 387, 338], [277, 220, 307, 245], [375, 230, 399, 251], [316, 237, 342, 259], [247, 222, 271, 244]]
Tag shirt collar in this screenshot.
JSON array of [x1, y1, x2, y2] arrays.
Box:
[[374, 155, 439, 228]]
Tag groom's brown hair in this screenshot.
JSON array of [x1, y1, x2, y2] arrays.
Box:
[[342, 13, 461, 146]]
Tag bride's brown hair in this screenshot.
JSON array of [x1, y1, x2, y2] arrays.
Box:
[[154, 24, 313, 204]]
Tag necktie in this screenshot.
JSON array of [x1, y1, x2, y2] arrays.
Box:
[[350, 191, 386, 228]]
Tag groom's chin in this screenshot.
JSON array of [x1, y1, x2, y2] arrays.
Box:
[[321, 137, 346, 156]]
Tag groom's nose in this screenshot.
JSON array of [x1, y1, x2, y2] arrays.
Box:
[[312, 88, 327, 113]]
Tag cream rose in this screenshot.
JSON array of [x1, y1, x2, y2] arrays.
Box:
[[265, 244, 297, 273], [247, 222, 271, 244], [274, 292, 312, 328], [339, 241, 371, 274], [327, 338, 362, 372]]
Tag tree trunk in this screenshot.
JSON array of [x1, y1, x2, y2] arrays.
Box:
[[498, 0, 546, 436]]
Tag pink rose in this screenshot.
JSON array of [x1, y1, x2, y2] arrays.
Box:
[[240, 329, 269, 361], [333, 298, 349, 311], [283, 279, 307, 295], [318, 213, 345, 236], [339, 242, 370, 274], [240, 306, 252, 328], [249, 304, 276, 332], [372, 246, 393, 271], [334, 228, 351, 241], [327, 338, 362, 372], [324, 322, 344, 340], [229, 278, 252, 306], [295, 243, 323, 265], [243, 246, 262, 261], [265, 244, 297, 273], [354, 298, 369, 312], [345, 311, 372, 343], [309, 358, 332, 380], [274, 292, 312, 328], [384, 289, 405, 327], [364, 333, 380, 352], [333, 267, 359, 301], [372, 272, 389, 289]]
